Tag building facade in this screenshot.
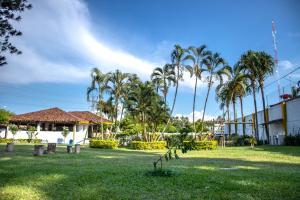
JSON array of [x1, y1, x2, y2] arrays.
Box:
[[1, 108, 111, 144], [225, 97, 300, 145]]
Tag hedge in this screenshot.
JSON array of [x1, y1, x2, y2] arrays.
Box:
[[184, 140, 218, 150], [89, 139, 119, 149], [284, 135, 300, 146], [0, 139, 42, 144], [130, 141, 166, 150]]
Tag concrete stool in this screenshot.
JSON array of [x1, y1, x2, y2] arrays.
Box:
[[33, 145, 44, 156], [6, 143, 14, 152], [75, 144, 80, 154]]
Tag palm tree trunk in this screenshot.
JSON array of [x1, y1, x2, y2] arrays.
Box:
[[192, 76, 198, 133], [227, 104, 231, 136], [252, 81, 259, 140], [260, 81, 269, 143], [239, 96, 245, 137], [201, 75, 212, 132], [162, 66, 179, 133], [115, 97, 119, 133], [232, 99, 237, 135]]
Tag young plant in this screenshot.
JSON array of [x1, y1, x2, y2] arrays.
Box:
[[9, 124, 18, 140], [249, 135, 257, 148], [153, 133, 194, 172], [61, 126, 69, 144], [27, 127, 37, 143]]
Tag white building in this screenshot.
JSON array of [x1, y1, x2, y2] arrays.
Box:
[[1, 107, 111, 144], [225, 97, 300, 145]]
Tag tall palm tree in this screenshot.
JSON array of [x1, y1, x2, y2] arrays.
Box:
[[150, 64, 176, 106], [161, 45, 192, 133], [106, 70, 130, 131], [186, 45, 210, 132], [87, 68, 107, 135], [256, 51, 275, 142], [216, 82, 232, 136], [227, 70, 248, 135], [201, 53, 231, 132], [170, 45, 193, 116], [239, 51, 260, 139]]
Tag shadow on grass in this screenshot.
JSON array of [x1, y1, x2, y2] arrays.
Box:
[[253, 145, 300, 157], [1, 144, 300, 199]]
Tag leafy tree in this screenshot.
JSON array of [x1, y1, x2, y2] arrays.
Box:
[[0, 0, 32, 66], [61, 126, 69, 144], [27, 126, 37, 143], [0, 108, 14, 138], [9, 124, 18, 139], [291, 86, 300, 98]]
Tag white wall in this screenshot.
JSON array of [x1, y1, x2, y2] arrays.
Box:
[[286, 98, 300, 136], [225, 97, 300, 145], [2, 125, 89, 144]]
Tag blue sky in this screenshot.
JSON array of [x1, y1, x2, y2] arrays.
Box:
[[0, 0, 300, 121]]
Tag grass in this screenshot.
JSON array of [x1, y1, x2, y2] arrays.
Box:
[[0, 144, 300, 200]]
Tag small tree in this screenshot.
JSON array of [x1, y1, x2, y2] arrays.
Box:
[[249, 135, 257, 148], [9, 124, 18, 140], [27, 126, 37, 143], [61, 126, 69, 144]]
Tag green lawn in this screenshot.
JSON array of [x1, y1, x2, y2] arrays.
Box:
[[0, 144, 300, 200]]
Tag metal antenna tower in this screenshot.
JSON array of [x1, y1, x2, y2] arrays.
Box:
[[272, 20, 281, 101]]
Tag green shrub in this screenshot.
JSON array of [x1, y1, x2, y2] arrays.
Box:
[[0, 138, 42, 144], [184, 140, 218, 150], [89, 139, 119, 149], [284, 135, 300, 146], [130, 141, 166, 150]]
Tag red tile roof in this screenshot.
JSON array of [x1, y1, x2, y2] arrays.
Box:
[[10, 108, 84, 124], [68, 111, 111, 124]]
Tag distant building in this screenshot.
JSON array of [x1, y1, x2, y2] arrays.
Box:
[[1, 107, 111, 144], [225, 97, 300, 145]]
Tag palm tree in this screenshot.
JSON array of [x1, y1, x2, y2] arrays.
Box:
[[239, 51, 260, 139], [230, 72, 249, 135], [150, 64, 176, 106], [161, 45, 192, 133], [186, 45, 210, 132], [291, 86, 300, 98], [201, 53, 231, 132], [126, 81, 166, 141], [106, 70, 130, 132], [170, 45, 193, 116], [256, 51, 275, 142], [87, 68, 107, 135], [216, 82, 232, 136]]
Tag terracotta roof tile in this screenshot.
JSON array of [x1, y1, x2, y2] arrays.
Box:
[[10, 108, 83, 123], [68, 111, 111, 124]]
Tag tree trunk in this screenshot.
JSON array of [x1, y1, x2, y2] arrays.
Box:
[[239, 96, 245, 137], [162, 66, 180, 133], [192, 76, 198, 133], [260, 81, 269, 143], [201, 75, 212, 132], [227, 105, 231, 136], [115, 97, 119, 133], [252, 81, 259, 140], [232, 99, 237, 135]]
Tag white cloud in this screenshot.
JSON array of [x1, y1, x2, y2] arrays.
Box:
[[278, 60, 295, 70], [175, 110, 216, 122], [0, 0, 159, 84]]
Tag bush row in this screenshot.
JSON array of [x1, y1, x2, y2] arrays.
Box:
[[284, 135, 300, 146], [130, 141, 167, 150], [89, 139, 119, 149], [0, 139, 42, 144], [184, 140, 218, 150]]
